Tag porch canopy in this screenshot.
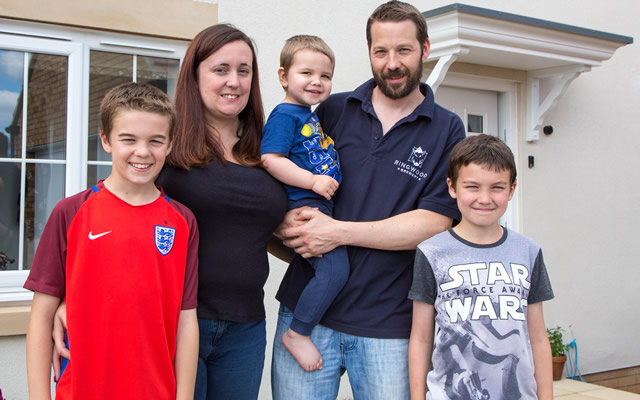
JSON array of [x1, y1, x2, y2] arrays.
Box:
[[422, 3, 633, 140]]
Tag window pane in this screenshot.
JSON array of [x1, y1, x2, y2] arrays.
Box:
[[87, 53, 179, 189], [0, 161, 21, 271], [88, 51, 133, 162], [26, 54, 68, 160], [136, 55, 179, 99], [22, 163, 65, 270], [87, 164, 112, 188], [468, 114, 484, 133], [0, 49, 24, 159]]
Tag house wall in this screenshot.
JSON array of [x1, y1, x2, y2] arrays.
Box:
[[520, 27, 639, 372], [0, 336, 28, 398], [0, 0, 217, 40], [1, 0, 637, 398]]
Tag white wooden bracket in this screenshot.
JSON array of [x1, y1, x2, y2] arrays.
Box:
[[526, 64, 590, 141], [425, 46, 470, 94]]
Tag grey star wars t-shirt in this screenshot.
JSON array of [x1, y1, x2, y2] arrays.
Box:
[[410, 228, 554, 400]]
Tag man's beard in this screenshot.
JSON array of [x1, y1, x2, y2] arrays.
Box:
[[372, 57, 423, 100]]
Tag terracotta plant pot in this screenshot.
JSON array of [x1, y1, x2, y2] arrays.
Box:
[[552, 354, 567, 381]]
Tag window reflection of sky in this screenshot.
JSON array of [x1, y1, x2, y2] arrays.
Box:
[[0, 50, 24, 149]]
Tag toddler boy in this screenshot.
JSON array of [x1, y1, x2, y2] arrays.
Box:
[[408, 134, 554, 399], [25, 82, 199, 400], [261, 35, 347, 372]]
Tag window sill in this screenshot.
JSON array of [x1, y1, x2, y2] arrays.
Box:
[[0, 302, 31, 336]]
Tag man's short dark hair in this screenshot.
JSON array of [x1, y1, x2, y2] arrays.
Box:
[[366, 1, 429, 47]]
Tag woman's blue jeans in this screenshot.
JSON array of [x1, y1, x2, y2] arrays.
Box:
[[195, 318, 266, 400]]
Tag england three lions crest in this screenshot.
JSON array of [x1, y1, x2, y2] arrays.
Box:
[[408, 146, 428, 168], [155, 225, 176, 256]]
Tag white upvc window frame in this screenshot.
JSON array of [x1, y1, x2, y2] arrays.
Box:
[[0, 19, 187, 304]]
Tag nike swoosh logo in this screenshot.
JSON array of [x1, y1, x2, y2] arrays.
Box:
[[88, 231, 112, 240]]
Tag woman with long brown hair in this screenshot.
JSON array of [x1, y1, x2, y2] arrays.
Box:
[[156, 24, 286, 399]]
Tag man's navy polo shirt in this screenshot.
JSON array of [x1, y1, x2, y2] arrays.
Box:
[[276, 79, 465, 338]]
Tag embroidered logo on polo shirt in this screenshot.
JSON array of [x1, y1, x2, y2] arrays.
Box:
[[394, 146, 429, 181], [155, 225, 176, 256], [408, 146, 428, 167]]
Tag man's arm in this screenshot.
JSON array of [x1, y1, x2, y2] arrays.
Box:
[[281, 207, 452, 258], [409, 300, 435, 400], [27, 292, 61, 400], [261, 153, 338, 200], [527, 302, 553, 400], [175, 308, 198, 400]]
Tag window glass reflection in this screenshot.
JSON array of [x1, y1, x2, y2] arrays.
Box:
[[22, 163, 65, 270], [0, 50, 24, 159], [26, 53, 68, 160], [0, 161, 21, 270], [86, 53, 179, 188], [137, 55, 179, 99], [88, 51, 132, 162], [468, 114, 484, 134], [87, 164, 112, 189]]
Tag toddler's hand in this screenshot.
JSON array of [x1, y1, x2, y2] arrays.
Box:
[[311, 175, 339, 200]]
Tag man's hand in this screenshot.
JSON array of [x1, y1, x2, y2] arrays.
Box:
[[274, 206, 313, 240], [282, 208, 342, 258], [310, 175, 339, 200]]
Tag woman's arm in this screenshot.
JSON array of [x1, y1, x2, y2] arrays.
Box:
[[51, 300, 69, 382]]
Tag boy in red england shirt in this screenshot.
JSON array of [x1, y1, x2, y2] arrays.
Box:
[[25, 82, 199, 400]]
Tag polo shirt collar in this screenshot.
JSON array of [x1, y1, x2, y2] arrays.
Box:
[[348, 78, 436, 121]]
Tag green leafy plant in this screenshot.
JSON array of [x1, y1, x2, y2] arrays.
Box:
[[547, 327, 567, 357]]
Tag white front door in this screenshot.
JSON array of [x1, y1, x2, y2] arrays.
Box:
[[435, 85, 501, 139]]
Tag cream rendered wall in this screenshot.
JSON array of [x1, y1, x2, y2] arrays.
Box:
[[217, 1, 638, 397], [0, 336, 24, 398], [1, 0, 217, 40], [1, 336, 34, 399]]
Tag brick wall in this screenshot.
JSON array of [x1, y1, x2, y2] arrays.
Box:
[[584, 366, 640, 394]]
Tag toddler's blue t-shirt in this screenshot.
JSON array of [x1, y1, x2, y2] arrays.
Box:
[[262, 103, 341, 202]]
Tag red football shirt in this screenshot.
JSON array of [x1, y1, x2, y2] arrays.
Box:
[[25, 182, 199, 399]]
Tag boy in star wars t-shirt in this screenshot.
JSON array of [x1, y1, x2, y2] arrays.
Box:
[[25, 82, 199, 400], [409, 134, 554, 400]]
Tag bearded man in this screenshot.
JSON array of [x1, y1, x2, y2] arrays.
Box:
[[272, 2, 466, 399]]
